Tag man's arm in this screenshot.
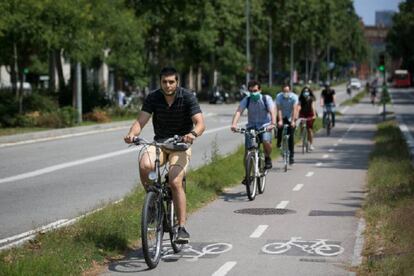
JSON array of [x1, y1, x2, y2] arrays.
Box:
[[124, 111, 151, 143], [231, 106, 244, 131], [182, 112, 205, 144]]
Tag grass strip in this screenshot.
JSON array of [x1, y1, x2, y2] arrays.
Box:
[[0, 120, 322, 275], [358, 120, 414, 276], [341, 89, 367, 106]]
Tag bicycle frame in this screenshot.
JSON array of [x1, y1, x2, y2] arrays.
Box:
[[281, 124, 290, 171]]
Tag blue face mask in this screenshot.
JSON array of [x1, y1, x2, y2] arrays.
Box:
[[250, 91, 261, 102], [303, 91, 310, 97]]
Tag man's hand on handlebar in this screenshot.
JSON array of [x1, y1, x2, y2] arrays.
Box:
[[124, 134, 135, 144]]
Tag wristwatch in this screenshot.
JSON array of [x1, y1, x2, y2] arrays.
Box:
[[190, 130, 199, 137]]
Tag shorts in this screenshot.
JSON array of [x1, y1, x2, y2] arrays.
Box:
[[245, 130, 272, 149], [299, 112, 315, 129], [143, 145, 192, 171]]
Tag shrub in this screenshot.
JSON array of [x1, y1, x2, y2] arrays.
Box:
[[83, 108, 111, 123]]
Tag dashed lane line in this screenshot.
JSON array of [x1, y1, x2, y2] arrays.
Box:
[[250, 225, 269, 238], [329, 148, 335, 152], [306, 172, 314, 177], [323, 154, 329, 158], [293, 184, 304, 191], [212, 261, 237, 276], [315, 162, 323, 167], [276, 201, 289, 209]]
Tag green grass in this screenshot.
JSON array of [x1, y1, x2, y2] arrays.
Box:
[[341, 89, 367, 106], [358, 120, 414, 276], [0, 121, 323, 275]]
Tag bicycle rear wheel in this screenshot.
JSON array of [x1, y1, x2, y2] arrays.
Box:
[[141, 191, 163, 269], [283, 137, 289, 172], [301, 129, 307, 154], [257, 151, 266, 194], [245, 152, 257, 200], [326, 115, 331, 136]]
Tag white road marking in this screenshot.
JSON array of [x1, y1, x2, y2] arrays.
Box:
[[0, 125, 233, 185], [338, 138, 343, 142], [329, 148, 335, 152], [333, 143, 338, 147], [250, 225, 268, 238], [293, 184, 304, 191], [323, 154, 329, 159], [212, 262, 237, 276], [315, 162, 323, 167], [341, 106, 349, 114], [306, 171, 314, 177], [276, 201, 289, 209]]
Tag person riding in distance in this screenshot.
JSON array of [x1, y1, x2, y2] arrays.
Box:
[[320, 82, 336, 127], [275, 84, 299, 165], [124, 66, 205, 244], [298, 86, 317, 151], [231, 80, 276, 183]]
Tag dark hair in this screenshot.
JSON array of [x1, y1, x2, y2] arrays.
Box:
[[247, 80, 261, 90], [159, 67, 179, 81]]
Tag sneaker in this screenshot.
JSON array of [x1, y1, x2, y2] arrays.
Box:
[[289, 158, 295, 165], [265, 157, 272, 169], [176, 226, 190, 244], [309, 144, 315, 151], [241, 177, 247, 185]]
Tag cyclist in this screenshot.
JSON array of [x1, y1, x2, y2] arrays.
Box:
[[320, 82, 336, 128], [370, 78, 378, 105], [275, 84, 299, 164], [231, 80, 276, 182], [124, 67, 205, 244], [298, 86, 317, 151]]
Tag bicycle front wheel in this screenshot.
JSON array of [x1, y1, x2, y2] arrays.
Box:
[[257, 151, 266, 194], [302, 130, 307, 154], [326, 117, 331, 136], [141, 191, 164, 269], [245, 152, 257, 200]]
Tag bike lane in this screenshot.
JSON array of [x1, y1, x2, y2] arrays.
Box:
[[103, 95, 378, 275]]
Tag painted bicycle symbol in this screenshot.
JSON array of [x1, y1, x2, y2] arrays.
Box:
[[262, 237, 344, 257], [162, 242, 233, 262]]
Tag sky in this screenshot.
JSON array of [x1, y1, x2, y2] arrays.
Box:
[[353, 0, 404, 25]]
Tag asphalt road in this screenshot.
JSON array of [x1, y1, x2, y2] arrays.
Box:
[[0, 83, 362, 260], [104, 90, 379, 275], [389, 86, 414, 160]]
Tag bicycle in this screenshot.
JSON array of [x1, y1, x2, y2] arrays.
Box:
[[280, 124, 291, 172], [132, 136, 188, 269], [262, 237, 344, 257], [234, 127, 269, 200], [323, 104, 334, 136], [297, 118, 311, 154]]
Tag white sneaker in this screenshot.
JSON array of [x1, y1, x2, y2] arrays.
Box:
[[309, 144, 315, 151]]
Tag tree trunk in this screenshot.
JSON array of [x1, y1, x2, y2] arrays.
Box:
[[55, 49, 65, 91], [49, 50, 57, 92], [12, 42, 18, 97]]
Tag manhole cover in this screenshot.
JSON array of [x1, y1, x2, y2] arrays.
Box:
[[234, 208, 295, 215]]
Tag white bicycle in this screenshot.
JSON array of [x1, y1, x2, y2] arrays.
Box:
[[262, 237, 344, 257]]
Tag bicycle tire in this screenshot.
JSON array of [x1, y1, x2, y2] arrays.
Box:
[[245, 152, 257, 200], [283, 136, 289, 172], [257, 151, 266, 194], [141, 191, 163, 269], [167, 200, 184, 253], [326, 115, 331, 136], [262, 242, 291, 254], [302, 129, 307, 154], [315, 244, 344, 256]]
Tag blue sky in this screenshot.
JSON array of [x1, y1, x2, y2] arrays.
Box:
[[353, 0, 404, 25]]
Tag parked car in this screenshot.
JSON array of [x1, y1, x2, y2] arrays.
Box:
[[348, 78, 361, 90]]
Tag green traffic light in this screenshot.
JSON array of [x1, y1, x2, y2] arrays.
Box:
[[378, 65, 385, 72]]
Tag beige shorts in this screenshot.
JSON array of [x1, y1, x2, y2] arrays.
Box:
[[143, 145, 192, 171]]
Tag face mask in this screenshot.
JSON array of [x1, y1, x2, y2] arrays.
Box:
[[250, 91, 261, 102], [283, 92, 289, 99], [303, 91, 310, 97]]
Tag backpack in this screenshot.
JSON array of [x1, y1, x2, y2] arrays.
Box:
[[246, 94, 271, 113]]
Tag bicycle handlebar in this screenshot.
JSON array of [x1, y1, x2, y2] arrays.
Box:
[[132, 135, 190, 151], [233, 127, 268, 135]]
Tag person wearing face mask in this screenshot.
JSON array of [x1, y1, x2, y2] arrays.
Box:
[[275, 84, 299, 164], [231, 80, 276, 182], [298, 86, 317, 151]]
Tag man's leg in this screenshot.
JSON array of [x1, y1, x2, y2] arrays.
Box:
[[288, 126, 295, 163], [276, 125, 283, 148], [262, 132, 273, 169], [139, 146, 161, 190], [168, 149, 191, 243]]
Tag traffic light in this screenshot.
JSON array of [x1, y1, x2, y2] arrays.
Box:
[[378, 54, 385, 72]]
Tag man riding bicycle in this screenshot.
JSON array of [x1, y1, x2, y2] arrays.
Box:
[[124, 67, 205, 244], [275, 84, 299, 164], [231, 80, 276, 183], [320, 82, 336, 128]]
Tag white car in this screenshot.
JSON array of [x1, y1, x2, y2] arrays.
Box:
[[349, 78, 361, 90]]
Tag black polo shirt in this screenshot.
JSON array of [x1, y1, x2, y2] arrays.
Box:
[[321, 88, 335, 104], [141, 87, 202, 140]]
